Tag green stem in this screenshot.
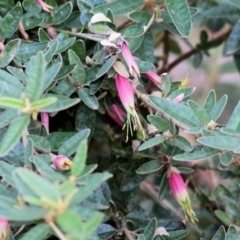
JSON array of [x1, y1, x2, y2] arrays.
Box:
[[56, 29, 105, 42]]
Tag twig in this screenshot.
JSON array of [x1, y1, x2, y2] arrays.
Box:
[[157, 29, 231, 75], [48, 221, 68, 240], [123, 227, 135, 240], [162, 30, 169, 70], [56, 29, 105, 42]]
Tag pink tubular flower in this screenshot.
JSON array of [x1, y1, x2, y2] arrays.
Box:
[[41, 112, 49, 134], [53, 155, 72, 171], [115, 74, 144, 141], [171, 93, 184, 103], [36, 0, 53, 12], [0, 218, 10, 240], [143, 71, 162, 89], [120, 42, 140, 78], [168, 166, 197, 223], [107, 104, 126, 126]]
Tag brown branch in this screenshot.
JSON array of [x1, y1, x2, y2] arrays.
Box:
[[157, 29, 231, 75]]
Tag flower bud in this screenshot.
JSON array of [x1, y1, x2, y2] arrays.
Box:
[[0, 218, 10, 240], [53, 155, 72, 171], [143, 71, 162, 89], [168, 166, 197, 223], [41, 112, 49, 134]]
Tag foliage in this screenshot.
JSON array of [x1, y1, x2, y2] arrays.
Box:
[[0, 0, 239, 239]]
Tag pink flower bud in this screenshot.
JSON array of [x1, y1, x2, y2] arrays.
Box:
[[120, 42, 140, 77], [107, 104, 126, 126], [115, 74, 144, 141], [36, 0, 53, 12], [168, 166, 197, 223], [0, 218, 10, 240], [171, 93, 184, 103], [53, 155, 72, 171], [143, 71, 162, 89], [41, 112, 49, 134]]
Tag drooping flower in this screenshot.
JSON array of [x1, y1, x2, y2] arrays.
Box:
[[115, 74, 144, 141], [120, 42, 140, 78], [41, 112, 49, 134], [168, 166, 197, 223], [0, 218, 10, 240], [52, 155, 72, 171], [143, 71, 162, 89], [36, 0, 53, 12], [171, 93, 184, 103], [107, 104, 126, 126]]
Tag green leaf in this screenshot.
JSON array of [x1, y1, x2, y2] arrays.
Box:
[[31, 97, 57, 110], [226, 225, 240, 240], [0, 114, 30, 157], [68, 49, 85, 85], [215, 210, 232, 226], [38, 28, 50, 42], [149, 96, 200, 128], [0, 109, 18, 128], [85, 65, 102, 83], [209, 95, 228, 121], [25, 52, 46, 101], [147, 115, 169, 132], [226, 101, 240, 132], [55, 37, 76, 54], [188, 100, 210, 125], [24, 138, 33, 165], [52, 77, 75, 97], [14, 168, 61, 201], [22, 0, 41, 17], [0, 69, 24, 98], [203, 89, 216, 113], [165, 0, 191, 37], [168, 87, 194, 99], [129, 35, 144, 52], [71, 172, 112, 205], [44, 40, 58, 63], [129, 11, 153, 23], [223, 21, 240, 56], [22, 17, 43, 30], [0, 161, 16, 186], [120, 161, 146, 191], [71, 141, 87, 177], [169, 136, 193, 152], [138, 136, 165, 151], [136, 60, 155, 73], [55, 64, 76, 80], [96, 224, 117, 240], [52, 2, 72, 25], [134, 30, 154, 62], [44, 61, 62, 90], [197, 136, 239, 151], [0, 97, 24, 109], [0, 203, 48, 222], [32, 155, 66, 182], [161, 73, 171, 96], [56, 210, 83, 237], [220, 151, 232, 166], [39, 94, 80, 112], [16, 42, 48, 59], [173, 147, 218, 161], [78, 88, 99, 110], [143, 218, 157, 240], [0, 2, 22, 38], [165, 230, 189, 240], [58, 129, 90, 157], [212, 226, 226, 240], [27, 134, 51, 152], [7, 66, 28, 83], [96, 56, 116, 78], [0, 39, 21, 68], [91, 0, 145, 16], [70, 39, 86, 61], [136, 160, 163, 175], [177, 167, 194, 174], [158, 172, 169, 201], [18, 223, 51, 240]]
